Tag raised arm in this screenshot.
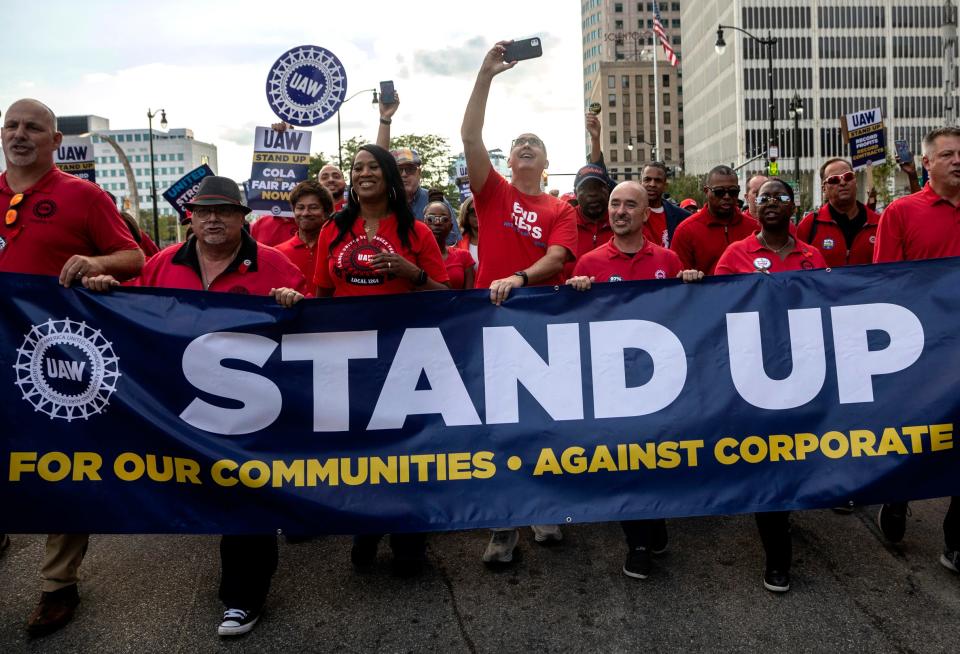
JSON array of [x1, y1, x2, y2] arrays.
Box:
[[461, 42, 516, 192], [375, 92, 400, 150], [586, 112, 603, 164]]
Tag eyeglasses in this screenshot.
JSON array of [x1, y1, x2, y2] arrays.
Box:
[[192, 206, 243, 221], [511, 136, 544, 149], [707, 186, 740, 198], [755, 193, 793, 205], [5, 193, 24, 226], [824, 170, 855, 185], [398, 165, 420, 177], [423, 214, 451, 225]]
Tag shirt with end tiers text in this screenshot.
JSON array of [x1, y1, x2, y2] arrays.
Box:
[[472, 170, 578, 288], [312, 214, 449, 296], [0, 167, 140, 276], [572, 237, 682, 282], [714, 232, 828, 275], [873, 184, 960, 262]]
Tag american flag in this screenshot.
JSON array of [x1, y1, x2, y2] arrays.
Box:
[[652, 1, 679, 67]]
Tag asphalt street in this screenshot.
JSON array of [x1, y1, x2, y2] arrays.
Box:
[[1, 498, 958, 653]]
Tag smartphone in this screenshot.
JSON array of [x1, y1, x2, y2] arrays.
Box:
[[895, 139, 912, 164], [503, 37, 543, 63], [379, 80, 396, 105]]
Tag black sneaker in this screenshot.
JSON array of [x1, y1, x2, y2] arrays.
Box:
[[351, 536, 380, 571], [623, 547, 652, 579], [650, 521, 668, 555], [877, 503, 909, 543], [763, 569, 790, 593], [218, 608, 260, 637], [940, 550, 960, 574]]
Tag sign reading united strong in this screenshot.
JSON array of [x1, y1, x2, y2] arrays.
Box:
[[265, 45, 348, 126]]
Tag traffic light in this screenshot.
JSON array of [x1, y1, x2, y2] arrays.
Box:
[[768, 161, 779, 176]]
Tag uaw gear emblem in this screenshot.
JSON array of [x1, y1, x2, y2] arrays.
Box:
[[753, 257, 772, 272], [822, 238, 835, 250], [266, 45, 348, 127], [13, 318, 120, 421], [655, 269, 666, 279]]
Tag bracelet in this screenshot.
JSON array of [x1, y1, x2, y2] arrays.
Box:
[[414, 269, 428, 286], [379, 118, 392, 125]]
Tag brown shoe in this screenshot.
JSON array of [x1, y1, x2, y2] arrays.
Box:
[[26, 584, 80, 637]]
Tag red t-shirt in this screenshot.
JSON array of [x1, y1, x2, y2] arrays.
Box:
[[472, 170, 578, 288], [874, 185, 960, 262], [573, 237, 682, 282], [250, 214, 298, 246], [275, 233, 317, 281], [796, 202, 879, 267], [443, 247, 476, 289], [670, 206, 759, 275], [138, 231, 161, 258], [133, 232, 308, 295], [563, 206, 613, 279], [312, 214, 449, 296], [0, 167, 140, 276], [333, 198, 347, 213], [643, 207, 670, 249], [714, 232, 828, 275]]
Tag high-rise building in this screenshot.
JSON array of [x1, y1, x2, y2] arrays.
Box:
[[581, 1, 685, 179], [680, 1, 957, 205]]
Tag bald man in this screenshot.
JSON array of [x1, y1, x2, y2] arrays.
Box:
[[1, 98, 144, 636], [318, 163, 347, 211]]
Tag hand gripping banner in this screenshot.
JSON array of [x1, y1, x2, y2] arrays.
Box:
[[2, 259, 959, 534]]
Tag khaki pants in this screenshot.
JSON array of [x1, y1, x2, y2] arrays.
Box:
[[40, 533, 89, 592]]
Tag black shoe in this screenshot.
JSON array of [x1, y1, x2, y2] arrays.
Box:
[[763, 569, 790, 593], [940, 549, 960, 574], [831, 501, 855, 514], [218, 607, 260, 637], [391, 553, 426, 578], [877, 503, 909, 543], [0, 533, 9, 556], [351, 536, 380, 571], [26, 584, 80, 637], [650, 521, 668, 555], [623, 547, 652, 579]]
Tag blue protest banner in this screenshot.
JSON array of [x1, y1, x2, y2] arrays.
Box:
[[162, 164, 214, 222], [54, 136, 96, 183], [2, 260, 959, 534], [265, 45, 348, 126], [843, 107, 887, 170], [246, 126, 312, 217]]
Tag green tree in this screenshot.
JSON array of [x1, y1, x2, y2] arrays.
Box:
[[666, 173, 705, 208], [870, 155, 898, 207], [307, 152, 332, 178]]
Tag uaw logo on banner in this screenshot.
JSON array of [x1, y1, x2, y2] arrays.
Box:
[[13, 318, 120, 421], [54, 136, 96, 184], [265, 45, 348, 126]]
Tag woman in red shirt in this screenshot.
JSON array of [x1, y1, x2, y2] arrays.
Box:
[[715, 178, 826, 595], [455, 195, 479, 270], [275, 180, 333, 280], [313, 145, 449, 297], [425, 200, 475, 289]]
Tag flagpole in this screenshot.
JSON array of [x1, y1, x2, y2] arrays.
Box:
[[652, 39, 661, 162]]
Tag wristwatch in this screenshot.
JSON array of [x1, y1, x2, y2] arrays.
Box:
[[513, 271, 528, 287]]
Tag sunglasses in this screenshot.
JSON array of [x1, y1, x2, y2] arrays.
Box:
[[707, 186, 740, 198], [756, 193, 793, 205], [824, 171, 855, 185], [423, 214, 451, 225], [511, 136, 544, 149], [5, 193, 24, 226]]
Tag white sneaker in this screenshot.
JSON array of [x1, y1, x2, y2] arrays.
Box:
[[218, 608, 260, 637], [482, 529, 519, 563], [531, 524, 563, 543]]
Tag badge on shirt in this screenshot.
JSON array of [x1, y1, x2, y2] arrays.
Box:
[[822, 238, 835, 250], [753, 257, 772, 272], [0, 235, 6, 251], [655, 269, 666, 279], [609, 275, 623, 282], [869, 235, 876, 244]]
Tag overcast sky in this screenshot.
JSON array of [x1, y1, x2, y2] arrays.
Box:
[[2, 0, 587, 190]]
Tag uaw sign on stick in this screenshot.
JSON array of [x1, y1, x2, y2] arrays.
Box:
[[54, 136, 96, 183], [246, 127, 312, 217], [2, 260, 960, 534], [162, 164, 214, 223], [265, 45, 348, 126], [842, 107, 887, 169]]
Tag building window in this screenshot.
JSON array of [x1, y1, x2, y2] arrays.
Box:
[[610, 132, 618, 144], [610, 149, 619, 162], [664, 129, 672, 142], [662, 74, 670, 87], [621, 75, 630, 88], [664, 111, 671, 124], [608, 75, 616, 88], [614, 2, 623, 11], [609, 112, 617, 126], [608, 93, 617, 107]]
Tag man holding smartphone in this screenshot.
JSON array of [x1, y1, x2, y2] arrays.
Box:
[[461, 41, 578, 564]]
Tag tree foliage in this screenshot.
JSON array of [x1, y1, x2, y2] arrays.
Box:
[[666, 173, 705, 208]]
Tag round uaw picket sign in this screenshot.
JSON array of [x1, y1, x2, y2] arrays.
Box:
[[266, 45, 348, 126], [13, 318, 120, 421]]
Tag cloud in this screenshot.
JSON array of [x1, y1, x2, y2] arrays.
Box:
[[412, 36, 488, 76], [218, 123, 259, 147]]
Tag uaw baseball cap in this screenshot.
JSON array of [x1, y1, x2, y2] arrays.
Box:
[[574, 163, 611, 191], [391, 148, 421, 166], [680, 198, 699, 211]]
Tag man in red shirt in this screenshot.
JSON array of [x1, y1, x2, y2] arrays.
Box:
[[743, 173, 768, 219], [462, 41, 579, 563], [797, 158, 879, 267], [639, 162, 690, 249], [318, 164, 347, 212], [1, 98, 144, 637], [566, 181, 700, 580], [671, 165, 759, 275], [563, 163, 612, 279], [873, 126, 960, 574], [275, 180, 333, 280]]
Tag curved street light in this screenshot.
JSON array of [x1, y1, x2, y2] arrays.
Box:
[[337, 89, 379, 170], [788, 92, 804, 185], [147, 108, 168, 244]]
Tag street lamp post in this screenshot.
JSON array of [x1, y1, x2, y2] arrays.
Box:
[[788, 92, 804, 184], [336, 89, 379, 170], [626, 136, 658, 162], [147, 108, 167, 245], [715, 25, 778, 166]]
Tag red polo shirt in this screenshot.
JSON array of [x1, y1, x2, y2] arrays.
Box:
[[443, 247, 475, 289], [275, 233, 317, 280], [250, 214, 298, 246], [715, 233, 828, 275], [133, 231, 308, 295], [472, 170, 578, 288], [643, 206, 669, 248], [797, 202, 879, 267], [0, 167, 140, 276], [670, 206, 759, 275], [573, 237, 682, 282], [563, 206, 613, 279], [313, 214, 449, 297], [874, 185, 960, 262]]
